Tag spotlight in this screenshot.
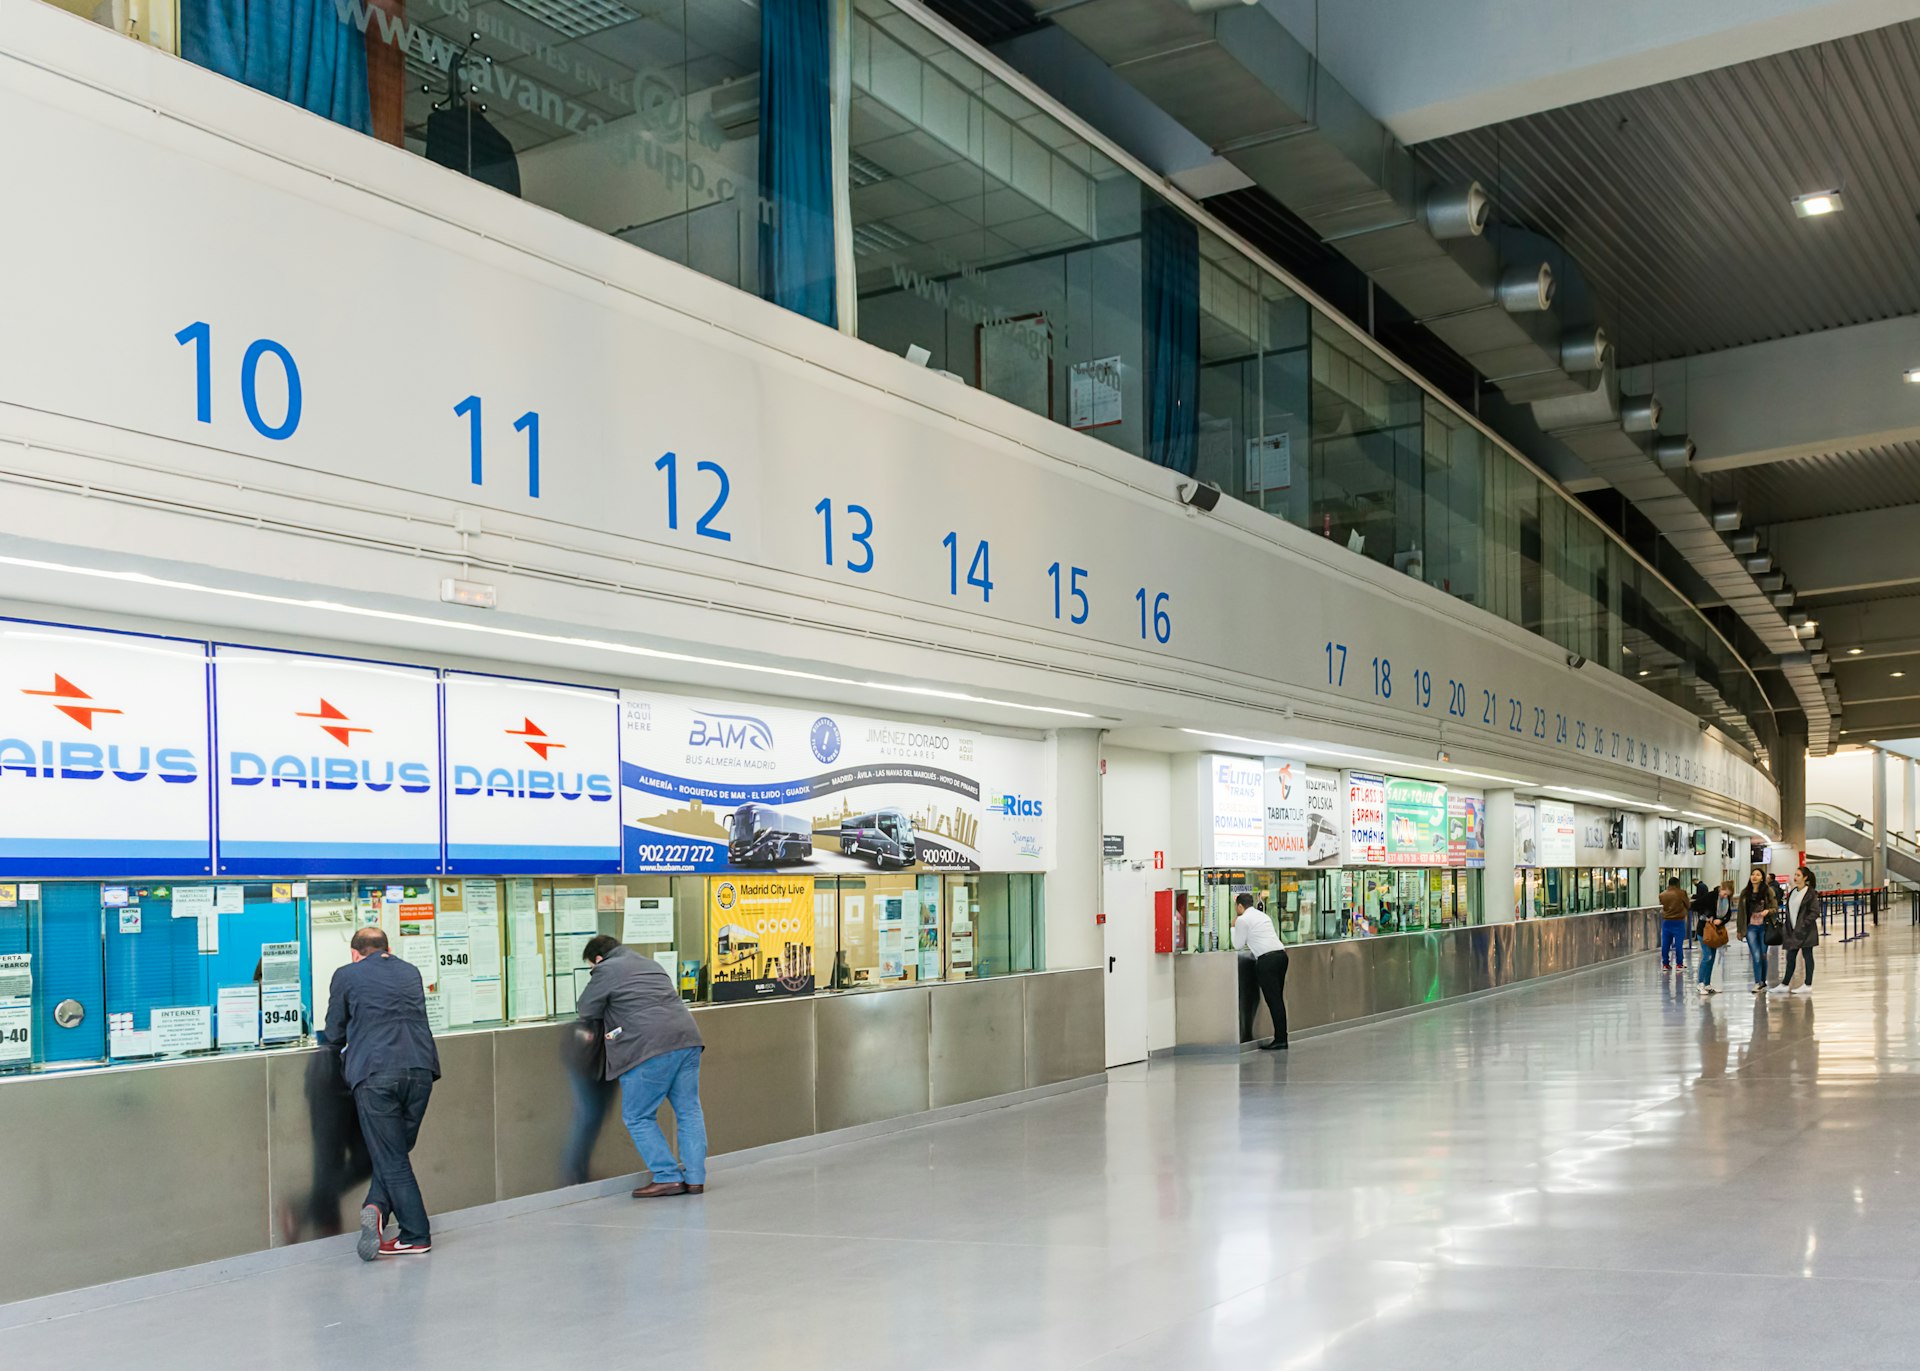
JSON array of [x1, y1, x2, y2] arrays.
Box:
[[1792, 189, 1844, 218]]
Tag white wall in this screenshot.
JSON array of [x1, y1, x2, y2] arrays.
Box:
[[1809, 749, 1914, 835], [1100, 745, 1177, 1052]]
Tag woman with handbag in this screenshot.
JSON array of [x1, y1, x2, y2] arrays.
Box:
[[1741, 866, 1778, 994], [1697, 886, 1731, 996], [1771, 866, 1822, 998]]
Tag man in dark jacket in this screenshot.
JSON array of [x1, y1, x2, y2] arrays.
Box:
[[575, 934, 707, 1198], [324, 927, 441, 1259]]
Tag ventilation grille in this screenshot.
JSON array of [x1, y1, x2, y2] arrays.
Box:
[[852, 222, 914, 255], [847, 151, 893, 188], [500, 0, 641, 40]]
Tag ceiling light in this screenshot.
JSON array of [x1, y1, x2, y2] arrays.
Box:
[[1905, 368, 1920, 384], [1848, 648, 1863, 655], [1792, 189, 1844, 218], [1894, 671, 1908, 679], [1638, 669, 1650, 677]]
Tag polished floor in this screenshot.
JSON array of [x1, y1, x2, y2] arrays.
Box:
[[10, 928, 1920, 1369]]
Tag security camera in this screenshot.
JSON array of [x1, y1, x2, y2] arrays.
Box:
[[1566, 653, 1586, 669], [1177, 480, 1223, 512]]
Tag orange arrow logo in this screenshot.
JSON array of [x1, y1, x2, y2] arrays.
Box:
[[296, 699, 371, 747], [23, 675, 123, 730], [506, 717, 564, 760]]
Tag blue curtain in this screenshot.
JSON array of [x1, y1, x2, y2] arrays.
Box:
[[183, 0, 372, 136], [1143, 199, 1199, 474], [758, 0, 839, 327]]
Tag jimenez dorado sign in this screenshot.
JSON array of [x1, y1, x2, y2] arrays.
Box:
[[621, 692, 1048, 875]]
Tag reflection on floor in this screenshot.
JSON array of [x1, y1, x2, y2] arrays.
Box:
[[10, 929, 1920, 1369]]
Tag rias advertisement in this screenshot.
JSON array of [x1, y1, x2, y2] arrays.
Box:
[[620, 692, 1053, 876]]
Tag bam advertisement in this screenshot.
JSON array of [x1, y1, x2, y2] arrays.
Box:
[[621, 692, 1046, 875], [707, 874, 815, 1002]]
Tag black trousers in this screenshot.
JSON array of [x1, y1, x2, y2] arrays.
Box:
[[1238, 954, 1260, 1041], [355, 1068, 435, 1245], [1783, 945, 1815, 986], [1254, 948, 1290, 1045]]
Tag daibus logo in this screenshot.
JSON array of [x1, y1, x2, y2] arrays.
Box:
[[997, 794, 1044, 817], [689, 712, 774, 753], [230, 698, 430, 793], [2, 675, 198, 783], [454, 717, 611, 801]]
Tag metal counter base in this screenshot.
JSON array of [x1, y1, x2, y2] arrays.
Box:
[[0, 967, 1103, 1306], [1172, 908, 1659, 1050]]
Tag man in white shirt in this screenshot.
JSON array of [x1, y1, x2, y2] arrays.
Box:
[[1232, 892, 1289, 1050]]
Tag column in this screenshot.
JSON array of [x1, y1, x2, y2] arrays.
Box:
[[1482, 790, 1516, 922], [1047, 728, 1104, 971], [1703, 827, 1727, 892], [1642, 828, 1663, 911], [1874, 746, 1889, 893], [1906, 757, 1916, 844], [1775, 714, 1808, 860]]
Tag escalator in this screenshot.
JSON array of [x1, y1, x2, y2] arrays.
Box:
[[1806, 803, 1920, 890]]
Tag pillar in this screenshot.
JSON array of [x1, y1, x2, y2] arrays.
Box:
[[1874, 746, 1889, 893], [1642, 827, 1664, 910], [1048, 728, 1103, 971], [1906, 757, 1916, 844], [1703, 827, 1727, 893], [1775, 715, 1807, 859], [1483, 789, 1516, 922]]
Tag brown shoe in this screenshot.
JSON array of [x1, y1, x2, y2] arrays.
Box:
[[684, 1184, 705, 1195], [631, 1182, 689, 1199]]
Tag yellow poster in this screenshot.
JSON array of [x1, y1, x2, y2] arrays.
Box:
[[708, 875, 815, 1003]]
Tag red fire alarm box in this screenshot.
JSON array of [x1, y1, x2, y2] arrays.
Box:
[[1153, 889, 1188, 953]]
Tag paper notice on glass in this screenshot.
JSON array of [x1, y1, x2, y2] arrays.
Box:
[[260, 985, 303, 1041], [466, 880, 500, 918], [152, 1005, 212, 1055], [878, 927, 905, 979], [217, 985, 261, 1048], [172, 886, 215, 918], [469, 976, 503, 1024], [260, 941, 300, 987], [1069, 355, 1123, 430], [469, 914, 502, 982], [553, 887, 598, 935], [1245, 431, 1292, 492], [0, 953, 31, 1064], [510, 957, 549, 1022], [653, 950, 678, 979], [214, 885, 246, 915], [445, 971, 475, 1026], [624, 896, 674, 944], [425, 991, 450, 1033], [197, 913, 219, 953], [109, 1021, 154, 1058]]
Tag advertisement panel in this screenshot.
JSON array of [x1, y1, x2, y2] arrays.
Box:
[[0, 620, 211, 876], [1343, 772, 1387, 866], [1206, 754, 1265, 867], [444, 674, 619, 874], [1448, 790, 1486, 869], [1386, 778, 1448, 867], [1513, 802, 1538, 867], [1263, 756, 1308, 865], [621, 692, 985, 875], [212, 647, 440, 874], [1576, 807, 1646, 867], [1303, 767, 1342, 868], [972, 730, 1053, 873], [707, 874, 815, 1002], [1536, 800, 1578, 867]]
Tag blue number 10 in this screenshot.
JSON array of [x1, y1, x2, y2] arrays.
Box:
[[175, 321, 302, 441]]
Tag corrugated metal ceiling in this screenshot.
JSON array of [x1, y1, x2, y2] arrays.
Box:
[[1718, 442, 1920, 526], [1415, 21, 1920, 367]]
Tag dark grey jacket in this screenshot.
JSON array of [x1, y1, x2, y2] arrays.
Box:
[[573, 946, 703, 1080], [323, 952, 441, 1089], [1783, 888, 1822, 950]]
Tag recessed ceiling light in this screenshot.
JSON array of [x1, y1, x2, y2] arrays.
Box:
[[1893, 671, 1908, 679], [1638, 669, 1650, 677], [1848, 647, 1864, 655], [1793, 189, 1844, 218], [1905, 368, 1920, 384]]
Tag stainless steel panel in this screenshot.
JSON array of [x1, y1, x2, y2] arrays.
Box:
[[267, 1047, 360, 1246], [1411, 932, 1445, 1006], [1284, 944, 1335, 1032], [815, 987, 930, 1132], [1173, 952, 1240, 1048], [929, 977, 1026, 1108], [408, 1030, 498, 1219], [1366, 933, 1416, 1015], [1025, 969, 1103, 1086], [1327, 939, 1376, 1021], [0, 1057, 270, 1302], [1488, 922, 1515, 988], [693, 996, 815, 1155], [493, 1023, 633, 1200]]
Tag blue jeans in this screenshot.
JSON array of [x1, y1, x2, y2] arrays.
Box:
[[1699, 940, 1718, 985], [1746, 925, 1769, 985], [618, 1047, 707, 1186], [355, 1067, 434, 1245], [1660, 920, 1685, 966]]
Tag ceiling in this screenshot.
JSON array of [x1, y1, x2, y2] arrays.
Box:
[[1413, 19, 1920, 368], [1707, 442, 1920, 527]]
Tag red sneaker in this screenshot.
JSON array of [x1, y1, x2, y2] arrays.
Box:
[[377, 1238, 431, 1256]]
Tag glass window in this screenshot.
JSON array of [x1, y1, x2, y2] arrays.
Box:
[[1310, 314, 1423, 570]]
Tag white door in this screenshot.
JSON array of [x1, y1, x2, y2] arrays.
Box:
[[1103, 861, 1151, 1067]]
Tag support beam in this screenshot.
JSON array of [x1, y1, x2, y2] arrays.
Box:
[[1483, 790, 1517, 923], [1804, 591, 1920, 662], [1769, 505, 1920, 598], [1908, 757, 1917, 844], [1778, 716, 1808, 854], [1623, 315, 1920, 473], [1267, 0, 1920, 145], [1874, 746, 1889, 889]]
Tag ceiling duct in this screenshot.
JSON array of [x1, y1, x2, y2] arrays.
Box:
[[1710, 502, 1742, 531], [1729, 532, 1761, 554], [1620, 395, 1661, 432], [1742, 553, 1773, 575], [1561, 327, 1609, 373], [1654, 436, 1695, 471], [1027, 0, 1594, 402]]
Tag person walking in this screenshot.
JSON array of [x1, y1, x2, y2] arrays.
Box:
[[1772, 866, 1823, 998], [1658, 878, 1689, 972], [1696, 881, 1731, 996], [575, 933, 709, 1198], [1740, 866, 1778, 994], [1231, 892, 1289, 1050], [324, 927, 441, 1261]]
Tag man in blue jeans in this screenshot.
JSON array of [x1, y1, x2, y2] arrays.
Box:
[[575, 933, 707, 1198], [324, 927, 441, 1259], [1658, 878, 1689, 972]]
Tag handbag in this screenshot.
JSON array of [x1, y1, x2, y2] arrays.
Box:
[[1764, 911, 1785, 947], [1702, 920, 1728, 950]]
